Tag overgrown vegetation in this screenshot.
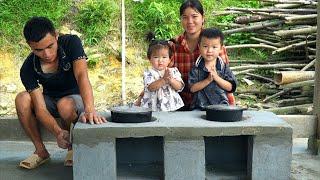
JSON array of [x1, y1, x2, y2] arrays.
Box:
[[0, 0, 71, 51], [75, 0, 120, 45], [126, 0, 261, 52], [126, 0, 181, 41], [0, 0, 261, 62]]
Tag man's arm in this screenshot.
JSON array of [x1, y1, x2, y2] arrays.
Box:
[[30, 88, 70, 149], [73, 59, 106, 124]]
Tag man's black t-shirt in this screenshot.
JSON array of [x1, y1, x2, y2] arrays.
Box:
[[20, 34, 87, 98]]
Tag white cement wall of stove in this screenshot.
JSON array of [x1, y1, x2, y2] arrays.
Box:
[[73, 111, 292, 180]]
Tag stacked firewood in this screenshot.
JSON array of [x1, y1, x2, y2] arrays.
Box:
[[215, 0, 317, 114]]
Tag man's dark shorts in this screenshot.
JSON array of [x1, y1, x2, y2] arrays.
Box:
[[44, 94, 84, 119]]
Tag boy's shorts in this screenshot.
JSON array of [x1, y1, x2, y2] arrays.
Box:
[[44, 94, 84, 119]]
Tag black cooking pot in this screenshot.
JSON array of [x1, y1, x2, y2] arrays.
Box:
[[111, 105, 152, 123], [205, 105, 246, 122]]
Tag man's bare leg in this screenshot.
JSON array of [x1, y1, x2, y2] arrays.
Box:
[[57, 97, 78, 166], [57, 97, 78, 132], [15, 91, 49, 159]]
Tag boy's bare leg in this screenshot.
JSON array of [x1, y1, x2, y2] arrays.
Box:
[[15, 91, 49, 159]]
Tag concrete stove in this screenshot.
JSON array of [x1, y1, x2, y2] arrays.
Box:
[[73, 111, 292, 180]]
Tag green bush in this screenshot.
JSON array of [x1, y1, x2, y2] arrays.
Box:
[[126, 0, 181, 41], [74, 0, 120, 45], [0, 0, 71, 47]]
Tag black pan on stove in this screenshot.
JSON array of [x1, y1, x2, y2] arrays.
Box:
[[110, 105, 152, 123], [205, 105, 246, 122]]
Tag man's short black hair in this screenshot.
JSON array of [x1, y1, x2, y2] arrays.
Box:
[[199, 28, 224, 45], [23, 16, 56, 42]]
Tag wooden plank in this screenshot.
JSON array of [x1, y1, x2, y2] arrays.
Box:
[[278, 115, 316, 138]]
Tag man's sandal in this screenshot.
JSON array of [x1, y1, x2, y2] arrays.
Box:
[[64, 150, 73, 167], [19, 154, 50, 169]]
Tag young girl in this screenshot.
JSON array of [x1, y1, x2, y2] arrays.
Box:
[[140, 34, 184, 111]]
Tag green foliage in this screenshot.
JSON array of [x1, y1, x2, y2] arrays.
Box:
[[0, 0, 71, 48], [228, 48, 270, 62], [74, 0, 119, 45], [126, 0, 181, 41], [203, 0, 261, 47]]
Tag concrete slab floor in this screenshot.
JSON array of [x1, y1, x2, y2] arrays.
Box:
[[0, 141, 72, 180], [291, 138, 320, 180], [0, 139, 319, 180]]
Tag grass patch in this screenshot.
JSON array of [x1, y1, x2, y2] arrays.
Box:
[[0, 0, 71, 52], [74, 0, 120, 46], [126, 0, 181, 44]]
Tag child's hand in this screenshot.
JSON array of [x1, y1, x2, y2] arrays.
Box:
[[207, 72, 215, 82], [210, 67, 219, 81], [163, 68, 172, 83]]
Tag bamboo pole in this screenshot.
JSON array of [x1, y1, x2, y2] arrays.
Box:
[[250, 37, 283, 47], [236, 89, 278, 95], [279, 80, 314, 89], [260, 0, 318, 5], [274, 3, 303, 8], [121, 0, 126, 104], [285, 14, 317, 21], [278, 97, 313, 107], [272, 40, 316, 54], [301, 59, 316, 71], [231, 63, 306, 71], [233, 69, 255, 75], [227, 7, 317, 14], [223, 20, 284, 35], [263, 89, 292, 103], [245, 72, 275, 83], [267, 103, 313, 115], [235, 15, 273, 24], [226, 44, 278, 50], [274, 71, 315, 84], [307, 47, 317, 54], [274, 26, 317, 37]]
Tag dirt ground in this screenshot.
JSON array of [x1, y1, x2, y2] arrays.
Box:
[[0, 49, 146, 116]]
